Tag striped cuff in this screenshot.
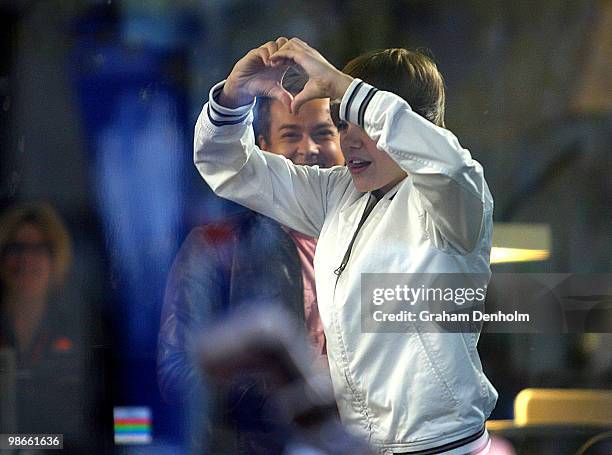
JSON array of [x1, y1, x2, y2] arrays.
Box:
[[389, 427, 489, 455], [339, 78, 379, 129], [207, 80, 255, 127]]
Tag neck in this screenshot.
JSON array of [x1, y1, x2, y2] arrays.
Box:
[[375, 174, 407, 198]]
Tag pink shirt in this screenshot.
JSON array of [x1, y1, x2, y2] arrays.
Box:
[[284, 228, 327, 360]]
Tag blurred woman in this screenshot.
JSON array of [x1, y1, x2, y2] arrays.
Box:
[[0, 203, 86, 447]]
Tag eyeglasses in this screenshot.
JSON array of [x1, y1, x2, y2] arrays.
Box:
[[2, 242, 52, 257]]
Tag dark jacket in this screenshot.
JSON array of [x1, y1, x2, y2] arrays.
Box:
[[157, 210, 305, 453], [0, 298, 92, 452]]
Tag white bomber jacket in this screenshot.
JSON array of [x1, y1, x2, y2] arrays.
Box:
[[194, 79, 498, 453]]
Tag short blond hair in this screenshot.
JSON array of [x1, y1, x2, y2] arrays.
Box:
[[0, 202, 72, 287]]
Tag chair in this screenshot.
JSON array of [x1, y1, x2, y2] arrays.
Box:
[[514, 388, 612, 427]]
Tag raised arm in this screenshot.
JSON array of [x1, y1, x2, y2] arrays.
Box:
[[271, 38, 492, 254], [194, 38, 347, 237], [339, 79, 492, 253]]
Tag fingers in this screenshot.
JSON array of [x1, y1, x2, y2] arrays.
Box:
[[269, 37, 316, 68], [269, 48, 302, 68], [257, 42, 276, 65], [291, 95, 307, 114], [269, 56, 295, 69], [244, 46, 271, 68], [290, 80, 317, 114], [268, 85, 294, 111], [238, 37, 317, 112], [282, 37, 309, 49], [258, 37, 290, 65]]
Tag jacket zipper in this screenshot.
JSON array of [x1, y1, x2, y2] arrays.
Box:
[[330, 193, 380, 438], [333, 193, 379, 284]]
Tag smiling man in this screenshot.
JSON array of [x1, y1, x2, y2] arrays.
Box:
[[255, 71, 341, 168], [158, 69, 343, 454]]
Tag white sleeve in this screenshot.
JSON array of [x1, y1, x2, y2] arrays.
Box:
[[340, 79, 493, 254], [194, 81, 348, 238]]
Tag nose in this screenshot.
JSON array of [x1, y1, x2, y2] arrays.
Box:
[[297, 135, 320, 165], [340, 124, 362, 149]]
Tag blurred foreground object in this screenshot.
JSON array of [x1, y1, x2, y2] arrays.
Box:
[[198, 306, 373, 455]]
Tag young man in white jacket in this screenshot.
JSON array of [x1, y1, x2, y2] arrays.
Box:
[[194, 37, 497, 454]]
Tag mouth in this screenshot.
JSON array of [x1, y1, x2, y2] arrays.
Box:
[[347, 158, 372, 174]]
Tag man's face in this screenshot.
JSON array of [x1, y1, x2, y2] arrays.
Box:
[[338, 121, 407, 194], [258, 99, 343, 168]]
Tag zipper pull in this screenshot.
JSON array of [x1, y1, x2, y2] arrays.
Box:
[[334, 263, 346, 276]]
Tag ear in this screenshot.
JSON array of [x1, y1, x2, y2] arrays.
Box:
[[258, 135, 269, 151]]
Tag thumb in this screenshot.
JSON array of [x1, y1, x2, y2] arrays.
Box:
[[268, 85, 294, 111], [290, 80, 319, 114]]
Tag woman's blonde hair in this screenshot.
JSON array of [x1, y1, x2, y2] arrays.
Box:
[[0, 202, 72, 287]]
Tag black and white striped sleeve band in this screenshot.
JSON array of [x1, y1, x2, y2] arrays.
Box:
[[206, 80, 255, 127], [339, 78, 379, 129]]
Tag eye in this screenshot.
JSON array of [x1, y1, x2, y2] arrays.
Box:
[[315, 129, 336, 138], [281, 132, 301, 141]]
